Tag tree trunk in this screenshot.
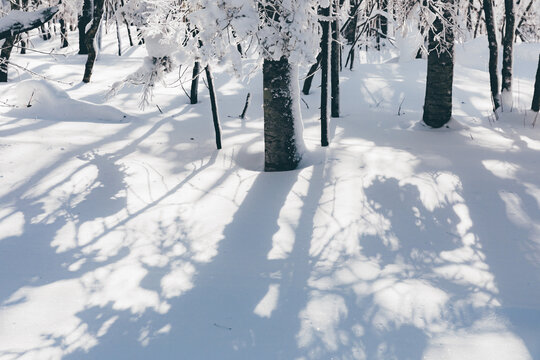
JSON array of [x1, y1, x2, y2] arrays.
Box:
[[78, 0, 92, 55], [82, 0, 105, 83], [422, 0, 455, 128], [532, 54, 540, 112], [320, 6, 330, 146], [20, 35, 26, 54], [263, 58, 303, 171], [115, 18, 122, 56], [483, 0, 500, 110], [501, 0, 515, 110], [60, 18, 69, 48], [205, 65, 222, 149], [190, 61, 200, 104], [0, 36, 15, 82], [331, 0, 340, 118], [302, 53, 321, 95]]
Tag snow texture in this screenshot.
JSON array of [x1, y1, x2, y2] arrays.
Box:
[[0, 26, 539, 360]]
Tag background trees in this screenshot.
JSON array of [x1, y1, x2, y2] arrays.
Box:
[[1, 0, 539, 166]]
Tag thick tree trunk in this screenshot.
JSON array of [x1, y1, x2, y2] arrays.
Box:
[[205, 65, 222, 149], [501, 0, 515, 110], [331, 1, 340, 118], [78, 0, 92, 55], [263, 58, 303, 171], [422, 1, 455, 128], [483, 0, 500, 110], [190, 61, 200, 104], [320, 6, 330, 146], [82, 0, 105, 83], [532, 54, 540, 112], [60, 18, 69, 48]]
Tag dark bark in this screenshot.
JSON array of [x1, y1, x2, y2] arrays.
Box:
[[483, 0, 500, 110], [115, 18, 122, 56], [78, 0, 93, 55], [82, 0, 105, 83], [380, 0, 388, 38], [501, 0, 515, 106], [532, 54, 540, 112], [240, 93, 251, 119], [137, 28, 145, 45], [331, 1, 340, 118], [190, 61, 200, 104], [205, 65, 222, 150], [20, 36, 26, 54], [302, 54, 321, 95], [263, 58, 302, 171], [60, 18, 69, 48], [0, 36, 15, 82], [302, 53, 321, 95], [422, 0, 455, 128], [473, 6, 484, 38], [320, 6, 330, 146]]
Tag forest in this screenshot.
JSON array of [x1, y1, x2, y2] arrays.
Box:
[[0, 0, 539, 359]]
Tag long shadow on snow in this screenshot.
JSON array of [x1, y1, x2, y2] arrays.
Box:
[[77, 164, 326, 359]]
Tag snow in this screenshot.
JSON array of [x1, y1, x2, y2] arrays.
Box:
[[0, 28, 539, 360]]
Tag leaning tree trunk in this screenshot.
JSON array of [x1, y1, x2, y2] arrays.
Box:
[[483, 0, 500, 110], [422, 0, 455, 128], [263, 58, 303, 171], [501, 0, 515, 110], [302, 53, 321, 95], [78, 0, 92, 54], [82, 0, 105, 83], [532, 54, 540, 112], [205, 65, 222, 150]]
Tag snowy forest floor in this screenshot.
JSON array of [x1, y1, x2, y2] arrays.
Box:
[[0, 29, 540, 360]]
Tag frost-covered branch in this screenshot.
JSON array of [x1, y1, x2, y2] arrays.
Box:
[[0, 6, 59, 40]]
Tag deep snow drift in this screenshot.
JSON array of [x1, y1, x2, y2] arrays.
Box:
[[0, 30, 539, 360]]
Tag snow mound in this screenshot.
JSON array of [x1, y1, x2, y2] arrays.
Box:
[[8, 80, 130, 123], [412, 117, 469, 131]]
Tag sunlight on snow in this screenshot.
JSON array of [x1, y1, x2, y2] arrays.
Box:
[[0, 208, 24, 241], [253, 283, 280, 318], [482, 160, 520, 180], [295, 142, 511, 359]]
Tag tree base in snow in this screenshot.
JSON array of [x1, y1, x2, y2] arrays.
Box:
[[263, 58, 301, 172]]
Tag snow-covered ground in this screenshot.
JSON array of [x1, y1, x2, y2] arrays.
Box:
[[0, 29, 539, 360]]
